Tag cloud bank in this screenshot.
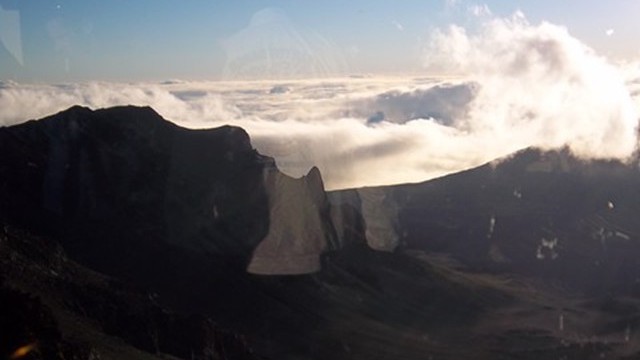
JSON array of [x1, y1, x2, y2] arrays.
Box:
[[1, 11, 639, 190], [424, 11, 638, 160], [346, 82, 477, 126]]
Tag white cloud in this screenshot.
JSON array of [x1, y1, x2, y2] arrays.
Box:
[[424, 11, 639, 161], [0, 81, 242, 126], [1, 12, 639, 191], [606, 28, 615, 36], [345, 82, 477, 125], [0, 78, 494, 189]]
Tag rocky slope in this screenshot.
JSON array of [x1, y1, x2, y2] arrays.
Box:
[[329, 148, 640, 358], [381, 147, 640, 294], [0, 224, 259, 360], [0, 105, 336, 359], [3, 106, 640, 359]]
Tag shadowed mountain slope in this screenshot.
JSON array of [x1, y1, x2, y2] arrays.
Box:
[[381, 148, 640, 294], [3, 106, 640, 359]]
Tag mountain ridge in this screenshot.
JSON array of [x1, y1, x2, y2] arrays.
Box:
[[3, 105, 640, 359]]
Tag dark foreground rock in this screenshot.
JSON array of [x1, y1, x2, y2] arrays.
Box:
[[0, 223, 260, 360]]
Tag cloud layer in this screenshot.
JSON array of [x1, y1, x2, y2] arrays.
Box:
[[424, 11, 639, 160], [1, 11, 639, 190]]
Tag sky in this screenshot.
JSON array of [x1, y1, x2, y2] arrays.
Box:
[[1, 1, 640, 190], [1, 0, 639, 82]]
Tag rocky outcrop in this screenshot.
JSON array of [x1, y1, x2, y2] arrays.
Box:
[[357, 187, 400, 251], [247, 166, 336, 275], [327, 190, 366, 249], [328, 188, 400, 252], [0, 105, 338, 276]]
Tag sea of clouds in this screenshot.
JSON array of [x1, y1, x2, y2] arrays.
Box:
[[1, 11, 639, 190]]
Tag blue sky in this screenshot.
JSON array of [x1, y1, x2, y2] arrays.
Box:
[[1, 0, 638, 82]]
